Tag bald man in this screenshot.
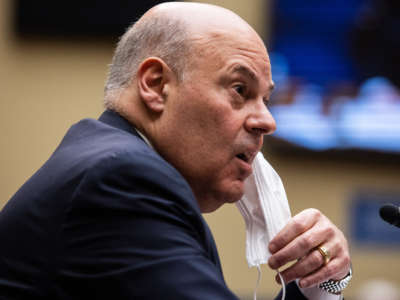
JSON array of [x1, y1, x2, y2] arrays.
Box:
[[0, 2, 351, 300]]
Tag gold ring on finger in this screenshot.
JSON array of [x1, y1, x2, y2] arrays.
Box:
[[316, 245, 331, 265]]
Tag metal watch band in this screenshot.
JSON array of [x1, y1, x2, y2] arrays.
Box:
[[319, 267, 352, 294]]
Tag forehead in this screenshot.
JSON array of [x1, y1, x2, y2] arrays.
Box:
[[189, 29, 273, 85]]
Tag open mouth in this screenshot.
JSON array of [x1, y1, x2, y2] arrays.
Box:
[[236, 153, 249, 163]]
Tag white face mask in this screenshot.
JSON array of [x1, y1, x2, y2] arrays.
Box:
[[236, 152, 291, 300]]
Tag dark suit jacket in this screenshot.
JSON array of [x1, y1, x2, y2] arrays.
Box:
[[0, 110, 306, 300]]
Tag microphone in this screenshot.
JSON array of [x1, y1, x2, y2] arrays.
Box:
[[379, 204, 400, 228]]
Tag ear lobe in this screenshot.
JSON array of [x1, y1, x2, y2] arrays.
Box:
[[137, 57, 172, 113]]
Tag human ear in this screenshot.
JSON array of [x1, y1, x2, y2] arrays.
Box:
[[137, 57, 173, 113]]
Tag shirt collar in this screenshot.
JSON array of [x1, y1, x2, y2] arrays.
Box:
[[134, 128, 154, 150]]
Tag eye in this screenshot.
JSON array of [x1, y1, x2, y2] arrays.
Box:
[[233, 84, 246, 96]]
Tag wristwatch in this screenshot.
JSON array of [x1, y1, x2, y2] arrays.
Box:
[[319, 267, 353, 294]]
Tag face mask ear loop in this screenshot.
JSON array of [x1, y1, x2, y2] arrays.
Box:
[[277, 271, 286, 300], [253, 265, 262, 300]]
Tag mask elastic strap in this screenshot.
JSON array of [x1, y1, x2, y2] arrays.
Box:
[[277, 271, 286, 300], [253, 267, 286, 300], [253, 265, 262, 300]]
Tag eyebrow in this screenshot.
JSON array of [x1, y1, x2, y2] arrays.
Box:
[[231, 64, 275, 92], [231, 64, 256, 81]]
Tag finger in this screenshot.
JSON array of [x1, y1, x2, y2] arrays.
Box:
[[268, 221, 333, 269], [275, 237, 343, 284], [329, 239, 351, 280], [277, 248, 326, 284], [268, 208, 321, 254], [276, 240, 350, 286], [298, 258, 348, 288]]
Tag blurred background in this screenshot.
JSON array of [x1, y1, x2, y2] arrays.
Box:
[[0, 0, 399, 299]]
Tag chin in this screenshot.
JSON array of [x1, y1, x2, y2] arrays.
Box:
[[198, 189, 244, 213], [228, 181, 245, 200], [218, 182, 245, 205], [196, 180, 245, 213], [225, 191, 244, 204]]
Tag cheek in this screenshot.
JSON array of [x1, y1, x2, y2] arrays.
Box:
[[176, 93, 237, 146], [169, 85, 244, 172]]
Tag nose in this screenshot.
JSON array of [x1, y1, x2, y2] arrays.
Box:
[[245, 102, 276, 136]]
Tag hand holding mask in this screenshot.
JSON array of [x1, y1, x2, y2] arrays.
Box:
[[237, 152, 351, 300]]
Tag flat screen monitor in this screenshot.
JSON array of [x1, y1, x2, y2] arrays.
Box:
[[268, 0, 400, 156]]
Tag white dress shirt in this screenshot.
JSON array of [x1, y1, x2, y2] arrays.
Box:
[[298, 280, 343, 300]]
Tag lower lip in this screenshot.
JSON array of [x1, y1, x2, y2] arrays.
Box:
[[235, 157, 252, 178]]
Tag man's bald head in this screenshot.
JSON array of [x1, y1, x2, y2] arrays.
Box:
[[103, 2, 262, 110]]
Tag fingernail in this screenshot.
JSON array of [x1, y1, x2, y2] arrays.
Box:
[[299, 280, 308, 288], [268, 257, 277, 269], [269, 243, 277, 253]]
